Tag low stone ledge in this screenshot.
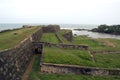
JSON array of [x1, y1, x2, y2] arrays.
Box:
[[37, 42, 89, 50], [91, 50, 120, 54], [41, 63, 120, 76]]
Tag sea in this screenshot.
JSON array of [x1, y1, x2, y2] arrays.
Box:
[[0, 23, 120, 39]]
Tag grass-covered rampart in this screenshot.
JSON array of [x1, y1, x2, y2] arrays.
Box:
[[39, 31, 120, 68], [27, 27, 120, 80], [72, 36, 120, 51], [0, 27, 40, 50]]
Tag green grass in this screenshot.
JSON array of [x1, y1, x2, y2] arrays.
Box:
[[43, 47, 120, 68], [28, 55, 120, 80], [40, 33, 59, 43], [72, 36, 105, 50], [0, 27, 40, 50], [72, 36, 120, 51], [43, 47, 95, 66], [94, 53, 120, 68], [29, 73, 120, 80], [28, 55, 40, 80]]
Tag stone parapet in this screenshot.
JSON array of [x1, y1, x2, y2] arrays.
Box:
[[41, 63, 120, 76], [38, 42, 89, 50], [42, 25, 60, 33]]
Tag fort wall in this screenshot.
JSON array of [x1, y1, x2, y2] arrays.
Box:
[[39, 42, 89, 50], [90, 50, 120, 54], [62, 30, 73, 42], [1, 25, 119, 79], [41, 63, 120, 76], [42, 25, 60, 33], [0, 28, 42, 80]]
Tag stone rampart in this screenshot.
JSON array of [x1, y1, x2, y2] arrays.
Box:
[[0, 38, 33, 80], [91, 50, 120, 54], [42, 25, 60, 33], [31, 28, 43, 42], [0, 27, 42, 80], [62, 30, 73, 42], [41, 63, 120, 76]]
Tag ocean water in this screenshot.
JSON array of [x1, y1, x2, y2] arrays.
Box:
[[0, 24, 97, 31], [60, 24, 98, 30], [0, 23, 120, 39], [0, 23, 43, 31], [0, 24, 22, 31]]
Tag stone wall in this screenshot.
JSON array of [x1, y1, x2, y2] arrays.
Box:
[[32, 28, 43, 42], [55, 33, 63, 43], [42, 25, 73, 42], [90, 50, 120, 54], [38, 42, 89, 50], [41, 63, 120, 76], [0, 28, 42, 80], [0, 38, 33, 80], [62, 30, 73, 42], [42, 25, 60, 33]]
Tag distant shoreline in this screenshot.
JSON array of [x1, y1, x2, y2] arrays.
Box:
[[0, 24, 98, 31], [91, 25, 120, 35]]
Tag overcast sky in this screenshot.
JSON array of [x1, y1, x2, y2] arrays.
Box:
[[0, 0, 120, 24]]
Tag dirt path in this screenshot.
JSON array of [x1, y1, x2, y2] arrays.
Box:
[[21, 56, 35, 80], [97, 39, 116, 47], [103, 40, 115, 47], [88, 50, 95, 63]]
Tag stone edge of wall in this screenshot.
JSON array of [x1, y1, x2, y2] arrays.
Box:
[[90, 50, 120, 54], [62, 30, 73, 42], [38, 42, 89, 50], [41, 63, 120, 76]]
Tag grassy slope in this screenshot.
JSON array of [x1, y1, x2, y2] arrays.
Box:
[[28, 55, 120, 80], [40, 33, 59, 43], [72, 36, 120, 51], [72, 36, 106, 50], [29, 31, 120, 79], [0, 27, 40, 50]]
